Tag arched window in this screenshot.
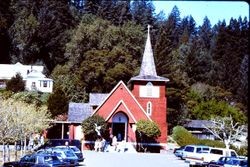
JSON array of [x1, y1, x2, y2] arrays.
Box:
[[146, 82, 153, 97], [146, 101, 152, 115]]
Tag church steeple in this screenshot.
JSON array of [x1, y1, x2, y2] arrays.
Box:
[[139, 25, 157, 76], [130, 25, 169, 83]]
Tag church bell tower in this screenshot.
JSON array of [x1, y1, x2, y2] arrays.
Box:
[[129, 25, 169, 144]]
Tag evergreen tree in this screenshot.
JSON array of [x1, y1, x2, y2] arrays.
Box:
[[198, 16, 213, 50], [83, 0, 102, 15], [6, 73, 25, 93], [47, 88, 69, 118], [97, 0, 132, 26], [212, 17, 247, 96], [179, 15, 197, 44], [185, 17, 213, 83], [0, 0, 12, 63], [154, 5, 181, 76], [9, 0, 76, 72], [237, 55, 248, 105], [131, 0, 155, 29]]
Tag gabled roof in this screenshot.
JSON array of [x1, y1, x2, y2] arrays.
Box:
[[0, 62, 45, 80], [89, 93, 109, 106], [92, 81, 151, 123], [105, 100, 137, 123], [184, 120, 214, 128], [129, 25, 169, 83], [68, 102, 92, 123]]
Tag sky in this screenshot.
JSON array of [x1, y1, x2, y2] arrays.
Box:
[[153, 1, 249, 26]]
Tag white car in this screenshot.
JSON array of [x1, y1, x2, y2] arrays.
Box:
[[182, 145, 210, 160], [186, 147, 238, 166]]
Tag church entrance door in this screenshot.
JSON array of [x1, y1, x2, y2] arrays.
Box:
[[112, 112, 128, 142]]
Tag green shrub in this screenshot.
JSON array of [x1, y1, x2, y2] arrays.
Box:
[[81, 115, 108, 141], [136, 120, 161, 139], [230, 145, 248, 156], [198, 139, 225, 148], [0, 90, 13, 99], [172, 126, 199, 146], [6, 73, 25, 93]]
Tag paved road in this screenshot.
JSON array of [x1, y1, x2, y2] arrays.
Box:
[[79, 150, 189, 167]]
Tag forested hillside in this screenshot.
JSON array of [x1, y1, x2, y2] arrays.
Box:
[[0, 0, 248, 132]]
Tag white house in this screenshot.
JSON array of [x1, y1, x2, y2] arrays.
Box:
[[0, 62, 53, 93]]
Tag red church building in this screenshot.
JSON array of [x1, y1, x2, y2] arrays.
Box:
[[68, 26, 169, 150]]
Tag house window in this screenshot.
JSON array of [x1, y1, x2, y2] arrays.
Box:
[[146, 82, 153, 97], [146, 101, 152, 115], [31, 82, 36, 90], [43, 81, 47, 87]]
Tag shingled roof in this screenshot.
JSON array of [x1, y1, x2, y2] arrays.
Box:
[[89, 93, 108, 106], [68, 102, 92, 123], [130, 25, 169, 83], [184, 120, 214, 128]]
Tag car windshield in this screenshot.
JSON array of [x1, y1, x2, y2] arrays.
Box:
[[70, 147, 80, 152], [64, 150, 76, 157], [231, 159, 241, 165]]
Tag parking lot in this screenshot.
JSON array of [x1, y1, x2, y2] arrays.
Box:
[[79, 150, 189, 167]]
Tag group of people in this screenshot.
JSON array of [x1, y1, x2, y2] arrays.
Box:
[[94, 136, 107, 152], [94, 134, 120, 152]]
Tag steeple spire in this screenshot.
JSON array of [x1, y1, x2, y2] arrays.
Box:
[[129, 25, 169, 83], [139, 25, 157, 76]]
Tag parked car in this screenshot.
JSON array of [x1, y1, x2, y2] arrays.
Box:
[[208, 156, 248, 167], [55, 146, 84, 162], [173, 145, 186, 159], [34, 139, 81, 151], [186, 147, 238, 167], [3, 153, 66, 167], [50, 147, 79, 166], [182, 145, 210, 160]]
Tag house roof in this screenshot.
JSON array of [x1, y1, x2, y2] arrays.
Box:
[[0, 62, 44, 80], [129, 25, 169, 83], [184, 120, 214, 128], [89, 93, 109, 106], [67, 102, 93, 123]]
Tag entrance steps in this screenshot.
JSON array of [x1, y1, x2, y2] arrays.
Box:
[[105, 142, 137, 153]]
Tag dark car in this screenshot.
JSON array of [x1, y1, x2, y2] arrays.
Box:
[[208, 156, 248, 167], [3, 153, 66, 167], [37, 147, 78, 166], [34, 139, 81, 151], [55, 146, 84, 162]]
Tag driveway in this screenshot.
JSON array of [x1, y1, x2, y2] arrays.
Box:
[[79, 150, 189, 167]]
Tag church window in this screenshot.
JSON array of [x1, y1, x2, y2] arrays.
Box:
[[146, 82, 153, 97], [147, 101, 152, 115]]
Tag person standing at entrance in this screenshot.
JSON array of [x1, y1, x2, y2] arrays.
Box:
[[117, 133, 122, 141], [112, 135, 118, 151]]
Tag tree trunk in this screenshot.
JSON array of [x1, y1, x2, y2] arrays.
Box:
[[15, 141, 17, 161], [20, 139, 23, 157], [24, 137, 27, 155], [7, 144, 10, 162], [224, 139, 230, 149], [2, 142, 5, 163]]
